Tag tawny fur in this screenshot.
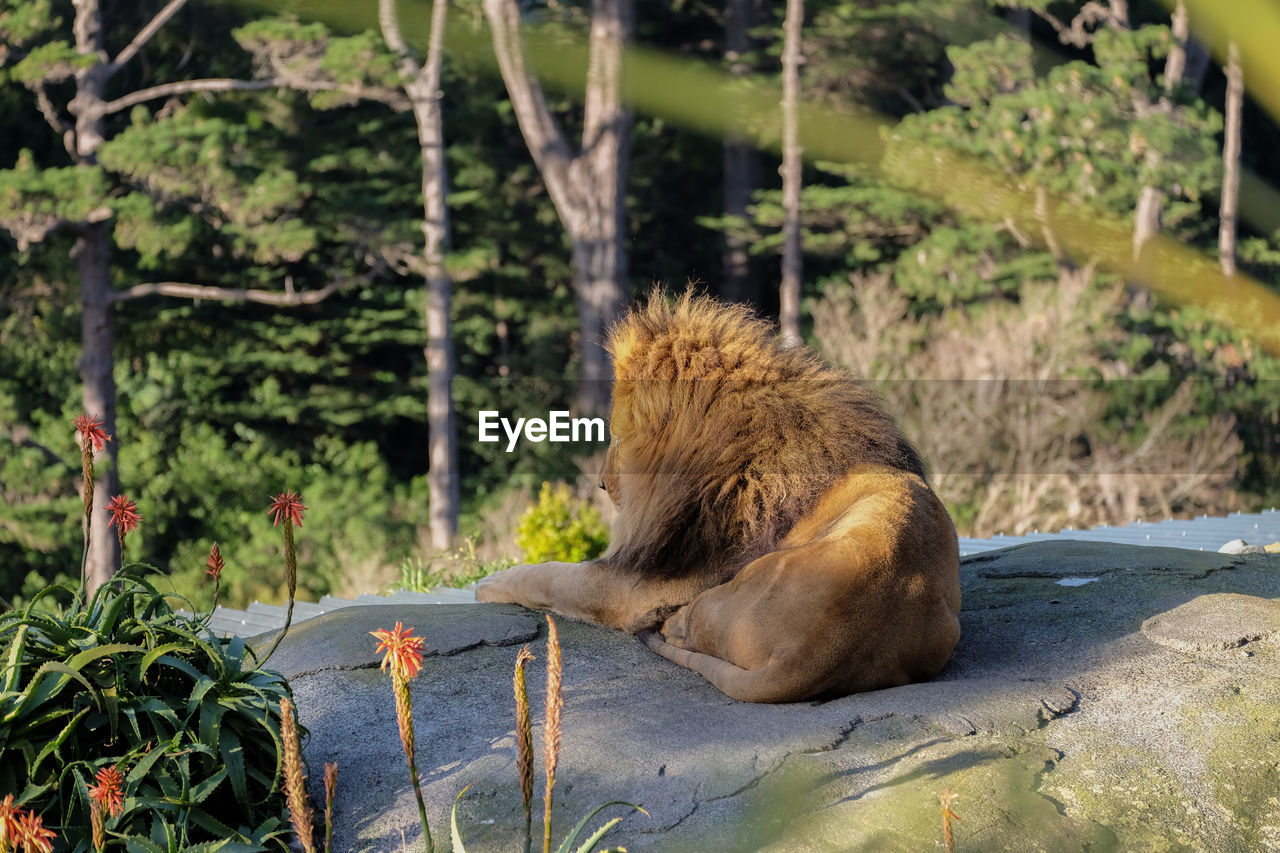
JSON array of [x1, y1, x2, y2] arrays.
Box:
[[601, 291, 925, 580], [476, 290, 962, 702]]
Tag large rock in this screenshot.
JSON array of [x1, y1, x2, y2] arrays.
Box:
[[265, 542, 1280, 852]]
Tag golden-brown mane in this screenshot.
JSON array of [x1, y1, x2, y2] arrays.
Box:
[[600, 289, 925, 580]]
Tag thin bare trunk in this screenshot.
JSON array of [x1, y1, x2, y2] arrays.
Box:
[[720, 0, 759, 306], [1220, 41, 1242, 277], [779, 0, 803, 347], [72, 0, 119, 594], [1132, 0, 1188, 264], [483, 0, 632, 415], [381, 0, 459, 550]]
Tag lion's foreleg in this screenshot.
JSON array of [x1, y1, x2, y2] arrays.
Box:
[[475, 561, 707, 633]]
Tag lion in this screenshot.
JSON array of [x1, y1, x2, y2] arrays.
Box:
[[476, 291, 961, 703]]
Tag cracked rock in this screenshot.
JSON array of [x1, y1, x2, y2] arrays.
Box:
[[1141, 592, 1280, 652], [261, 542, 1280, 851]]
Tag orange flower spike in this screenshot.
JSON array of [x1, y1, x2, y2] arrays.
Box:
[[370, 622, 426, 680], [14, 810, 56, 853], [88, 765, 126, 818], [205, 543, 224, 579], [268, 491, 307, 528], [0, 794, 19, 851], [73, 414, 111, 453], [106, 495, 142, 536]]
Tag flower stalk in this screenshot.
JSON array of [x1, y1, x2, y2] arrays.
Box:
[[542, 616, 562, 853], [73, 415, 110, 589], [323, 762, 339, 853], [259, 491, 306, 664], [513, 645, 536, 853], [371, 622, 432, 853], [88, 800, 104, 853], [940, 788, 960, 853], [280, 697, 317, 853]]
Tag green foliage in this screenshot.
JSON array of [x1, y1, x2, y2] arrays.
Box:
[[7, 39, 90, 84], [0, 0, 58, 47], [391, 539, 515, 593], [98, 110, 317, 265], [233, 18, 405, 109], [0, 151, 109, 248], [0, 569, 294, 850], [119, 423, 424, 609], [515, 484, 609, 565], [893, 29, 1222, 229]]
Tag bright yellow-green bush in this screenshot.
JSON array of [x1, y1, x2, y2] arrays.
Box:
[[515, 483, 609, 564]]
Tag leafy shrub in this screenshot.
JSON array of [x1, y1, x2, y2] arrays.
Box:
[[515, 483, 609, 564], [0, 570, 293, 850]]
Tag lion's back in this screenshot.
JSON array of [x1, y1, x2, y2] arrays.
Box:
[[601, 291, 926, 580]]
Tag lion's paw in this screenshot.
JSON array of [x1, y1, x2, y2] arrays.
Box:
[[474, 566, 522, 604]]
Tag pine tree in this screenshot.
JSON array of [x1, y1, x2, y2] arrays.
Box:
[[0, 1, 390, 591]]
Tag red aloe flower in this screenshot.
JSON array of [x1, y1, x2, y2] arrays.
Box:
[[205, 543, 224, 579], [370, 622, 426, 681], [106, 495, 142, 555], [73, 414, 111, 453], [14, 809, 56, 853], [106, 495, 142, 535], [268, 491, 306, 528], [88, 765, 126, 818]]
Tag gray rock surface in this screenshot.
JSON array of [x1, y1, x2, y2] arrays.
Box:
[[262, 542, 1280, 852]]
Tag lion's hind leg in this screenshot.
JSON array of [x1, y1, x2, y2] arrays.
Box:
[[639, 631, 801, 704]]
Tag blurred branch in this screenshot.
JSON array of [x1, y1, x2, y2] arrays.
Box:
[[378, 0, 415, 66], [108, 0, 190, 77], [1034, 1, 1124, 48], [102, 77, 406, 116], [110, 279, 358, 305], [33, 82, 76, 157]]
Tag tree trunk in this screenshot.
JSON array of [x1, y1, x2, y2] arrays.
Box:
[[416, 0, 459, 549], [779, 0, 804, 347], [382, 0, 460, 550], [1132, 0, 1188, 264], [1220, 41, 1242, 277], [77, 221, 120, 593], [720, 0, 759, 307], [483, 0, 632, 416], [574, 0, 631, 413], [72, 0, 120, 594]]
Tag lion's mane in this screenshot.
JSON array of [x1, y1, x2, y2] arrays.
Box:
[[599, 290, 925, 580]]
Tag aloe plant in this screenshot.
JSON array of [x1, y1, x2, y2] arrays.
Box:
[[0, 568, 294, 851]]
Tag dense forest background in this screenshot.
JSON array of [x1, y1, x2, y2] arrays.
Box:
[[2, 0, 1278, 610]]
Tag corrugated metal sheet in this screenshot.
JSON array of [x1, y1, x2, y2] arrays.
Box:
[[957, 508, 1280, 556], [200, 509, 1280, 638]]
